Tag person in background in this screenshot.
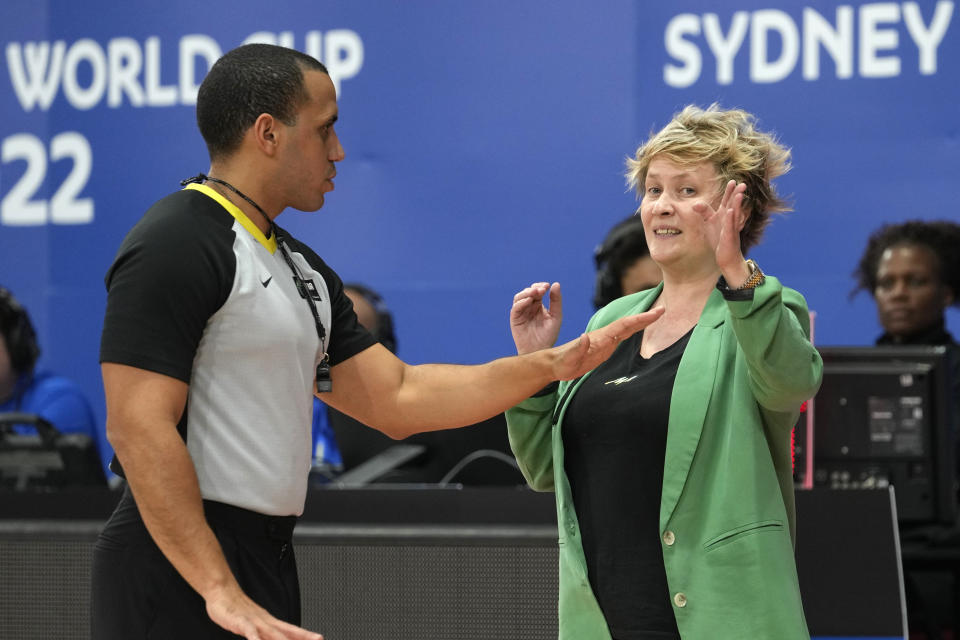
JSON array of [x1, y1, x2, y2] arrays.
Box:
[[853, 219, 960, 462], [0, 286, 103, 477], [508, 104, 821, 639], [853, 220, 960, 639], [852, 219, 960, 347], [593, 214, 662, 310]]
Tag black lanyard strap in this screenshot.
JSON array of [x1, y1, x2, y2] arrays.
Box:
[[275, 238, 327, 343], [276, 238, 332, 393]]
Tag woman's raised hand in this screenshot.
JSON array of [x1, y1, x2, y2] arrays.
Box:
[[694, 180, 752, 284]]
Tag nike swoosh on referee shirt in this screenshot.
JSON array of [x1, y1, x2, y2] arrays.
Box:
[[261, 276, 272, 288]]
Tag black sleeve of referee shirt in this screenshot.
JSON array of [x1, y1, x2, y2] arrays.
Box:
[[100, 191, 237, 383]]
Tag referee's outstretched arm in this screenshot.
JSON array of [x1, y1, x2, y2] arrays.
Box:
[[322, 306, 663, 438]]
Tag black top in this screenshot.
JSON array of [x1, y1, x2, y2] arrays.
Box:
[[876, 319, 956, 349], [563, 328, 692, 640]]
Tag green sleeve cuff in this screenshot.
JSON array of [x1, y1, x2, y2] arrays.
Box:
[[725, 275, 784, 319]]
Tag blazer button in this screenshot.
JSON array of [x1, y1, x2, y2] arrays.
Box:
[[673, 592, 687, 608], [662, 530, 675, 546]]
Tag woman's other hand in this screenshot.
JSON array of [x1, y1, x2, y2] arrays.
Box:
[[511, 282, 563, 355]]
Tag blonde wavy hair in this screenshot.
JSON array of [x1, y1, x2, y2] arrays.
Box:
[[626, 104, 792, 251]]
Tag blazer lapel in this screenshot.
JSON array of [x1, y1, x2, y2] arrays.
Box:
[[660, 289, 726, 528]]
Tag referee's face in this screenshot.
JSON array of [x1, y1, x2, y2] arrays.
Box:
[[277, 70, 345, 213]]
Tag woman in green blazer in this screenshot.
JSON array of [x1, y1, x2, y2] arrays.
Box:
[[507, 105, 822, 639]]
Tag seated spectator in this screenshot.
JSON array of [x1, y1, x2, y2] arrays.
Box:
[[852, 219, 960, 470], [0, 286, 105, 482], [853, 220, 960, 638], [852, 219, 960, 346], [593, 214, 662, 309]]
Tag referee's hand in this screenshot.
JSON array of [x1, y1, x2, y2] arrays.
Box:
[[206, 584, 324, 640]]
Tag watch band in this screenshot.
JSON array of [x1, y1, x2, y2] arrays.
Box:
[[737, 259, 765, 290]]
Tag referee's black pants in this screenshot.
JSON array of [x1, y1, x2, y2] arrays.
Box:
[[91, 487, 301, 639]]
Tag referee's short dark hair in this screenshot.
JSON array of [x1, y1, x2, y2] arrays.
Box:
[[197, 43, 329, 161]]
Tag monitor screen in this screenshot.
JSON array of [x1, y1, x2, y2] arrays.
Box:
[[811, 346, 958, 525], [0, 413, 106, 491]]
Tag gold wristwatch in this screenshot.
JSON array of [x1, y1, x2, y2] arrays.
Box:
[[737, 259, 765, 290]]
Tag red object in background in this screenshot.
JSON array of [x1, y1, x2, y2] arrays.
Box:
[[792, 401, 809, 473]]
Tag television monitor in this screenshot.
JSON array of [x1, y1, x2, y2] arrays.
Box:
[[812, 345, 958, 525], [0, 412, 106, 490]]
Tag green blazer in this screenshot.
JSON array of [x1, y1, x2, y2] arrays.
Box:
[[506, 277, 822, 639]]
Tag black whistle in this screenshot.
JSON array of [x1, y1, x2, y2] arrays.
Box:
[[316, 359, 332, 393]]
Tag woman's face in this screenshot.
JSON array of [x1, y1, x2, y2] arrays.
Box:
[[638, 157, 721, 272], [874, 244, 953, 338]]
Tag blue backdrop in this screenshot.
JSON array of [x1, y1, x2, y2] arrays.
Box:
[[2, 0, 958, 468]]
